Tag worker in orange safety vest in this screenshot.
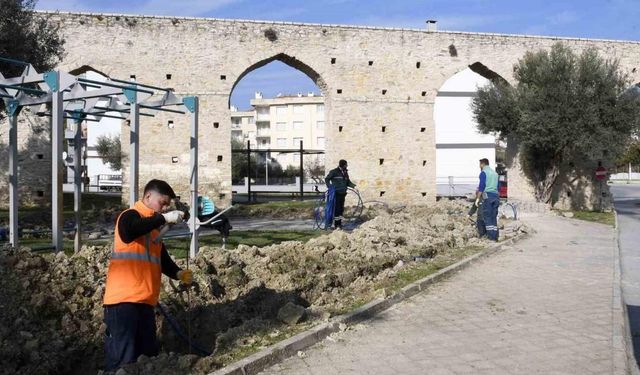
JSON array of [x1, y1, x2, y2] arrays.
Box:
[[103, 179, 193, 371]]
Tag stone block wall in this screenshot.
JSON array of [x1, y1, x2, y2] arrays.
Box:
[[1, 11, 638, 208]]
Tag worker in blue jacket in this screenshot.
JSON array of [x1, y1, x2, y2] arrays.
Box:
[[325, 159, 356, 229], [476, 158, 500, 241]]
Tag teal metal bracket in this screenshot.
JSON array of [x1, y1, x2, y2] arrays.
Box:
[[7, 99, 21, 117], [183, 96, 197, 113], [123, 86, 137, 103], [43, 71, 59, 92], [70, 109, 87, 122]]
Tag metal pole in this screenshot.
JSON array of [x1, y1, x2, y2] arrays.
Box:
[[184, 97, 199, 258], [299, 140, 304, 200], [7, 100, 20, 248], [129, 101, 140, 206], [629, 162, 632, 184], [51, 73, 64, 252], [247, 140, 251, 202], [265, 152, 269, 186], [73, 114, 83, 253]]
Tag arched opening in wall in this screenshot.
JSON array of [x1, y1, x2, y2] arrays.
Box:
[[433, 63, 507, 198], [67, 66, 124, 194], [229, 54, 327, 203]]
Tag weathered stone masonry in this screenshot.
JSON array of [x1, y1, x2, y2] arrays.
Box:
[[2, 12, 639, 208]]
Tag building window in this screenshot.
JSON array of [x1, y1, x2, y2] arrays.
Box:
[[248, 117, 255, 124], [316, 121, 325, 131], [293, 137, 303, 147], [316, 104, 324, 114], [231, 118, 241, 125], [317, 137, 325, 148], [276, 122, 287, 131], [276, 105, 287, 116], [248, 131, 255, 139], [292, 153, 300, 162], [293, 121, 303, 131], [293, 104, 303, 114], [277, 138, 287, 147]]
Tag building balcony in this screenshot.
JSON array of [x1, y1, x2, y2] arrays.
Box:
[[256, 129, 270, 137]]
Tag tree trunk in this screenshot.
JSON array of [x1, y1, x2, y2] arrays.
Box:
[[534, 161, 561, 204]]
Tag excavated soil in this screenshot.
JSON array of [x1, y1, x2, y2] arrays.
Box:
[[0, 200, 527, 375]]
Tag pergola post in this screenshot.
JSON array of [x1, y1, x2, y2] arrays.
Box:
[[72, 111, 85, 253], [184, 96, 199, 258], [124, 87, 140, 206], [45, 70, 64, 252], [7, 100, 21, 248]]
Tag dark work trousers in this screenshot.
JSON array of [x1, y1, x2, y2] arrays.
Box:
[[334, 191, 347, 228], [104, 302, 159, 371], [482, 194, 500, 241]]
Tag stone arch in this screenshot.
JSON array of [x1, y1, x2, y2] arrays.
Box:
[[433, 63, 507, 197], [228, 53, 329, 109], [227, 53, 330, 199]]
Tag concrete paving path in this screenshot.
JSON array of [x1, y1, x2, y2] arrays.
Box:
[[259, 214, 623, 375]]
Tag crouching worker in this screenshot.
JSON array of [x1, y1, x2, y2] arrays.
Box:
[[325, 159, 356, 229], [197, 195, 233, 238], [476, 158, 500, 241], [103, 179, 193, 371]]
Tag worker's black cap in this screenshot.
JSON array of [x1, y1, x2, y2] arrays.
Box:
[[339, 159, 348, 167]]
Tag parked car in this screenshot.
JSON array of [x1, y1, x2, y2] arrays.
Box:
[[498, 173, 508, 198]]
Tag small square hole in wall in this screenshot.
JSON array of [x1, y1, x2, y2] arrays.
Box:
[[338, 126, 343, 132], [381, 126, 386, 132], [217, 155, 223, 162], [166, 74, 172, 80], [368, 60, 373, 66], [420, 127, 426, 132], [167, 120, 174, 129], [416, 62, 421, 69], [331, 57, 336, 64], [382, 89, 387, 95], [220, 75, 226, 80], [421, 91, 426, 96], [213, 122, 219, 128], [36, 153, 43, 159], [422, 160, 426, 166], [421, 192, 427, 197], [379, 191, 385, 197], [219, 193, 226, 200], [36, 190, 44, 197], [379, 158, 384, 165], [130, 74, 136, 80], [337, 89, 342, 94], [171, 156, 179, 163]]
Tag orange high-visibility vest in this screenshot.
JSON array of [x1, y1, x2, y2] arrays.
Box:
[[103, 201, 163, 306]]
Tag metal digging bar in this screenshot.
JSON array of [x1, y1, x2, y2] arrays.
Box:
[[1, 56, 201, 256]]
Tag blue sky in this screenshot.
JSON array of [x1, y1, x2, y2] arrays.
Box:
[[36, 0, 640, 109]]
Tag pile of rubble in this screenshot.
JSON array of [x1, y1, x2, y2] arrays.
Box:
[[0, 200, 527, 374]]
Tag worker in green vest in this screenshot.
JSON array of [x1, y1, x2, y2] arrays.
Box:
[[476, 158, 500, 241]]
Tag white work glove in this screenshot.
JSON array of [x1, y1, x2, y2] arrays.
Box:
[[162, 210, 184, 224]]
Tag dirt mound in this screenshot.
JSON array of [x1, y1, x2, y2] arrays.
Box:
[[0, 200, 526, 374]]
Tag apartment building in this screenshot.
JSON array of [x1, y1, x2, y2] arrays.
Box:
[[231, 92, 325, 168]]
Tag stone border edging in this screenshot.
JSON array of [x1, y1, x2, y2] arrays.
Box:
[[612, 205, 640, 375], [209, 232, 530, 375]]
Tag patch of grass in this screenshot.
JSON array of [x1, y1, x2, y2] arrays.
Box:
[[165, 230, 323, 259], [379, 245, 485, 293], [568, 210, 615, 226], [218, 323, 313, 366]]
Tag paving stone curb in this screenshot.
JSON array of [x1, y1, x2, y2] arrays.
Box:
[[208, 231, 531, 375], [613, 204, 639, 375]]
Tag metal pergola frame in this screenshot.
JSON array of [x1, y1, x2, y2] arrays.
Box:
[[1, 57, 201, 257]]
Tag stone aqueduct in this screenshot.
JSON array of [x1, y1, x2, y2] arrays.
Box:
[[3, 12, 640, 207]]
